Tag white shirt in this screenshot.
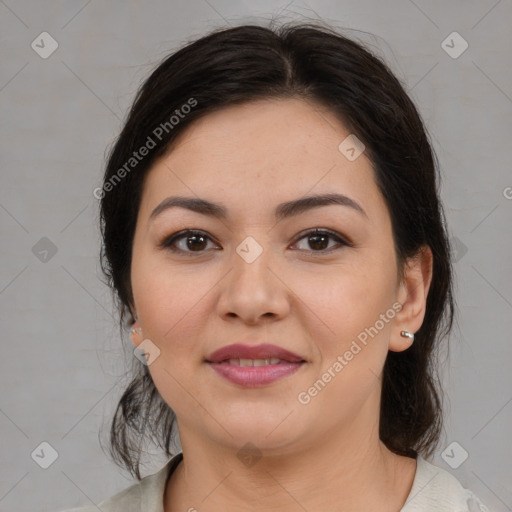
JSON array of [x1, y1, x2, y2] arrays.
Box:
[[60, 452, 491, 511]]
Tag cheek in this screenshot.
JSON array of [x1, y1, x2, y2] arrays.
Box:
[[292, 275, 393, 419], [131, 252, 210, 349], [131, 257, 212, 411], [288, 263, 396, 403], [290, 265, 394, 338]]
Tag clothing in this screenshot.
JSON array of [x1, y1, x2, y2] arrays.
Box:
[[59, 452, 491, 512]]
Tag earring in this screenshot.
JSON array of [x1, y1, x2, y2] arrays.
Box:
[[400, 330, 415, 342], [131, 326, 141, 336]]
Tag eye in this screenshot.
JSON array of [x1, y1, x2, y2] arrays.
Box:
[[159, 228, 351, 256], [159, 230, 219, 255], [292, 228, 350, 253]]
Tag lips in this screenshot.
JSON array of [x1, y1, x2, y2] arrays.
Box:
[[206, 343, 305, 364], [206, 343, 306, 388]]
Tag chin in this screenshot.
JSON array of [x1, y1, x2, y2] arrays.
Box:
[[207, 405, 309, 450]]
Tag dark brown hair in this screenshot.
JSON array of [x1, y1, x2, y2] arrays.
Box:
[[98, 21, 454, 480]]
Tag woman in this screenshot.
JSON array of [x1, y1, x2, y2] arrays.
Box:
[[63, 22, 490, 512]]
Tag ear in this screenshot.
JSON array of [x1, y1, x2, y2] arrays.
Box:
[[129, 321, 143, 347], [389, 245, 433, 352], [127, 296, 140, 348]]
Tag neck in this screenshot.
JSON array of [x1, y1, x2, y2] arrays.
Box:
[[164, 415, 416, 511]]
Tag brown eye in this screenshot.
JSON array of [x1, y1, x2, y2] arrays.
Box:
[[292, 229, 349, 253], [160, 230, 218, 254], [159, 228, 350, 257]]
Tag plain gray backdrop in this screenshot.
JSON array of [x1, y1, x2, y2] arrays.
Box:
[[1, 1, 511, 511]]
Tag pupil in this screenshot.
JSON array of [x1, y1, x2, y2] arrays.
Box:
[[187, 234, 206, 251], [309, 234, 328, 250]]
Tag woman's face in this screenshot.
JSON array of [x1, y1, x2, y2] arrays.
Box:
[[130, 97, 430, 454]]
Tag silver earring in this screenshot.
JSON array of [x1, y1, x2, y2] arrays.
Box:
[[400, 330, 414, 342], [131, 327, 141, 335]]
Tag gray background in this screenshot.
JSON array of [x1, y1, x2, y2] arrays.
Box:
[[1, 1, 511, 511]]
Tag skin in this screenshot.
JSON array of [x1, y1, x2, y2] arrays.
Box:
[[129, 97, 433, 512]]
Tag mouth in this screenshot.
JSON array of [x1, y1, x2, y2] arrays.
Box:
[[206, 343, 305, 364], [215, 357, 290, 366], [206, 343, 306, 387]]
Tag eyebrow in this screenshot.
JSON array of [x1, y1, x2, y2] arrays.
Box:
[[149, 193, 368, 222]]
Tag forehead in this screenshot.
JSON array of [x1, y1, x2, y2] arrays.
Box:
[[138, 98, 387, 224], [164, 97, 351, 171]]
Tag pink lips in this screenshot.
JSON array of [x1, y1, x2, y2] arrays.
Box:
[[206, 343, 306, 388]]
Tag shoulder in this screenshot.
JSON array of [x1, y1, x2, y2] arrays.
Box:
[[56, 453, 183, 512], [402, 455, 491, 512], [56, 480, 142, 512]]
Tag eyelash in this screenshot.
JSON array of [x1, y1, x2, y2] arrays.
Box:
[[158, 228, 352, 256]]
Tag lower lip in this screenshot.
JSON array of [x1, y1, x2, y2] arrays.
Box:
[[207, 361, 304, 387]]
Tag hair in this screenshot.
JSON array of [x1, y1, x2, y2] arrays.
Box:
[[98, 21, 454, 480]]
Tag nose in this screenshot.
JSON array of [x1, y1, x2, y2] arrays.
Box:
[[215, 245, 291, 325]]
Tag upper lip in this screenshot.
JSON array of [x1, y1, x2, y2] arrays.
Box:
[[206, 343, 305, 363]]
